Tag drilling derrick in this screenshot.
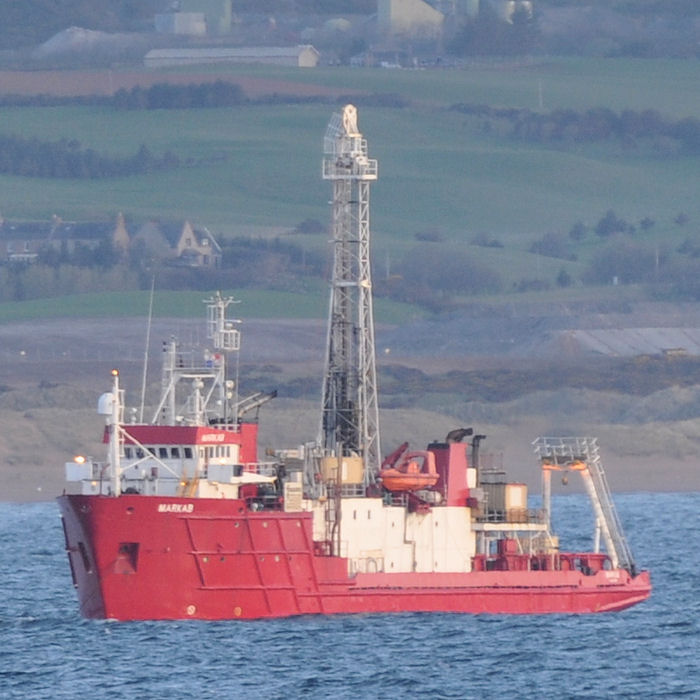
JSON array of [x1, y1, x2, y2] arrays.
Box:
[[320, 105, 380, 487]]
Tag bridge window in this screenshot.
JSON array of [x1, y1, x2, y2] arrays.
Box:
[[171, 447, 180, 458], [158, 447, 168, 459], [184, 447, 192, 459]]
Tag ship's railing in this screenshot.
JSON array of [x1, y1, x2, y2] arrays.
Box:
[[319, 482, 367, 499], [472, 551, 611, 574], [240, 461, 279, 477], [246, 494, 283, 512], [383, 491, 408, 507], [322, 156, 378, 181], [339, 483, 365, 497], [476, 508, 545, 524], [204, 421, 243, 433]]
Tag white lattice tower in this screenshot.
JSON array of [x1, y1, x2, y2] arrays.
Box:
[[320, 105, 381, 485]]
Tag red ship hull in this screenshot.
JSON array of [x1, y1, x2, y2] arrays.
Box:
[[58, 494, 651, 620]]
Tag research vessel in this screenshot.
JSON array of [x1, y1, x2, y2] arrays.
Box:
[[58, 105, 651, 619]]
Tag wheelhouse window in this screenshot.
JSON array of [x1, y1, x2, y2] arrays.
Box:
[[171, 447, 180, 458], [184, 447, 193, 459], [158, 447, 168, 459]]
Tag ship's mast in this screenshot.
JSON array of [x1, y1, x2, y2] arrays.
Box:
[[107, 369, 124, 497], [320, 105, 381, 486], [151, 292, 240, 426]]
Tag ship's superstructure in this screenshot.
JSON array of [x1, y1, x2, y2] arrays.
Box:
[[66, 293, 276, 502], [57, 106, 650, 620]]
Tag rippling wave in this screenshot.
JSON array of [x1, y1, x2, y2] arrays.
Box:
[[1, 493, 697, 699]]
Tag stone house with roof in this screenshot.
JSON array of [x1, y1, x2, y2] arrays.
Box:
[[0, 218, 48, 262], [47, 213, 131, 255], [131, 220, 222, 268], [0, 213, 131, 263], [0, 213, 220, 268]]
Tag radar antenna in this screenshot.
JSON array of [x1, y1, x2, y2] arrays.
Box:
[[320, 105, 381, 486]]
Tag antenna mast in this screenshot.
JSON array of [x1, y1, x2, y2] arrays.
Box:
[[320, 104, 381, 486]]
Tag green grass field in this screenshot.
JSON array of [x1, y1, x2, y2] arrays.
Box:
[[0, 57, 697, 316], [0, 288, 421, 324], [1, 102, 695, 239], [175, 58, 700, 116]]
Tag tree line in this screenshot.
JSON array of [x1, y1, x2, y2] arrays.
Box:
[[447, 4, 538, 57], [0, 83, 408, 111], [0, 134, 178, 179], [0, 82, 247, 110], [450, 103, 700, 154], [112, 81, 246, 110], [0, 0, 161, 49], [0, 234, 327, 303], [5, 219, 700, 305]]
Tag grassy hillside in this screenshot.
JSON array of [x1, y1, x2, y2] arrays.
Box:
[[0, 58, 698, 297]]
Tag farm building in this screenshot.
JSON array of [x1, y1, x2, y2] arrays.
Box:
[[378, 0, 445, 38], [377, 1, 530, 38], [144, 45, 320, 68], [0, 214, 129, 263], [0, 220, 48, 262]]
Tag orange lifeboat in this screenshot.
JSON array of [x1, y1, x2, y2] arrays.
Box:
[[380, 450, 438, 492]]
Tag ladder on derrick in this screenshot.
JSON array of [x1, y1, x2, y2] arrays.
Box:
[[533, 437, 637, 575]]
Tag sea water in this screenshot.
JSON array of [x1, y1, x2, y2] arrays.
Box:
[[0, 492, 698, 699]]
